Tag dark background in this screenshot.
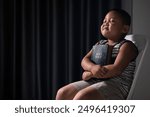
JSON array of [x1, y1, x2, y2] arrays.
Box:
[[0, 0, 122, 99]]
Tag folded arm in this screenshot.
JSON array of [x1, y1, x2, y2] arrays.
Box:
[[81, 50, 108, 79], [81, 42, 138, 79], [102, 42, 138, 78]]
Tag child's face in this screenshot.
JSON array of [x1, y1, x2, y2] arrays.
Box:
[[100, 11, 129, 39]]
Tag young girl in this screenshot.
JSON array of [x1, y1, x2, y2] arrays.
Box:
[[56, 9, 138, 100]]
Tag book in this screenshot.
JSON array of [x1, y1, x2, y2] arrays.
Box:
[[91, 44, 109, 66]]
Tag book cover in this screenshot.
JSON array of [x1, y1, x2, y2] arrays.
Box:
[[91, 44, 109, 66]]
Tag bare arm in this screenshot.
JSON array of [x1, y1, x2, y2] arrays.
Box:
[[102, 42, 138, 78], [81, 50, 95, 71], [81, 41, 138, 79], [81, 49, 108, 78]]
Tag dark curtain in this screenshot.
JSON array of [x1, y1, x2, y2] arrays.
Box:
[[0, 0, 121, 99]]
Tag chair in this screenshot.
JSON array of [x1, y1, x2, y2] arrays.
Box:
[[125, 34, 150, 99]]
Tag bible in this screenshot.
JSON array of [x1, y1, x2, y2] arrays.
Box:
[[91, 44, 110, 66]]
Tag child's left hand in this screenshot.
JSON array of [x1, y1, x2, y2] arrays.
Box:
[[82, 71, 93, 80]]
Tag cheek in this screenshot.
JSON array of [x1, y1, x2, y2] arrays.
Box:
[[110, 25, 122, 31], [100, 25, 103, 32]]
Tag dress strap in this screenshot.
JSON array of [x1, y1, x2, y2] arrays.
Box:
[[98, 40, 108, 45], [117, 39, 133, 49]]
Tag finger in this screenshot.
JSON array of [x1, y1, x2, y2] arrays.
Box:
[[96, 72, 104, 78], [101, 67, 108, 74], [102, 66, 108, 72], [97, 69, 105, 76]]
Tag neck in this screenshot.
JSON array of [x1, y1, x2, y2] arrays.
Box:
[[107, 39, 118, 45], [107, 36, 124, 45]]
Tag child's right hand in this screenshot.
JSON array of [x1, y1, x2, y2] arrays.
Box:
[[90, 65, 108, 78]]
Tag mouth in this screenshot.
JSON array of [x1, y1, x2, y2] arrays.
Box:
[[103, 26, 109, 31]]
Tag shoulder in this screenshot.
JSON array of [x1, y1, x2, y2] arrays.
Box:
[[119, 39, 138, 59], [120, 39, 138, 52], [96, 40, 107, 45], [118, 39, 133, 47]]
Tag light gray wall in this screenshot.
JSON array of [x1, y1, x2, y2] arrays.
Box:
[[133, 0, 150, 37], [131, 0, 150, 99]]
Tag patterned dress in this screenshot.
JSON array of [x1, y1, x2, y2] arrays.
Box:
[[71, 39, 137, 99]]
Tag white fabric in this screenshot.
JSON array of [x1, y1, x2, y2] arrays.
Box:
[[125, 34, 146, 66], [125, 34, 146, 52]]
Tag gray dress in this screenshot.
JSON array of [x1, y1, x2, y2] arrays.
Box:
[[71, 39, 137, 99]]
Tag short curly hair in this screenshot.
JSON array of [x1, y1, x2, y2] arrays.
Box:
[[109, 9, 131, 26]]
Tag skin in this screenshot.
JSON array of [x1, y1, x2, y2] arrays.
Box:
[[56, 11, 138, 100], [81, 11, 138, 80]]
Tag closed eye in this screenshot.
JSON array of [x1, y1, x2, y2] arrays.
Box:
[[103, 20, 107, 23], [110, 19, 115, 23], [110, 18, 117, 24]]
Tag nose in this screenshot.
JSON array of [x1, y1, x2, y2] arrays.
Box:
[[104, 21, 109, 26]]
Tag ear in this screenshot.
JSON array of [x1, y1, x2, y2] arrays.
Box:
[[122, 25, 130, 33]]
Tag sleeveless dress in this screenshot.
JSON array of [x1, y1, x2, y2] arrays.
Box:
[[71, 39, 137, 99]]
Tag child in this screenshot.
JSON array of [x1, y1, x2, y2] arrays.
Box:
[[56, 9, 138, 100]]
